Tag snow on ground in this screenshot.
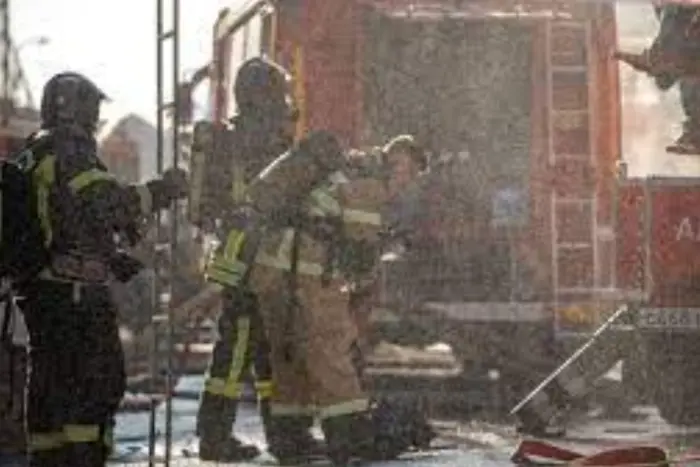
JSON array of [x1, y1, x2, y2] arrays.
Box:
[[108, 375, 700, 465], [7, 374, 700, 466], [109, 375, 514, 466]]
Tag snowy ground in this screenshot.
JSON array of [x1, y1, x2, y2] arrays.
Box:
[[4, 373, 700, 466], [107, 375, 700, 466], [109, 375, 514, 466]]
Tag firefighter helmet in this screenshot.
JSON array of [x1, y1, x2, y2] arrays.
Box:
[[382, 134, 428, 172], [234, 56, 297, 119], [40, 72, 108, 132]]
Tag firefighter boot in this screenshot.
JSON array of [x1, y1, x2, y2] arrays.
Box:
[[63, 441, 109, 467], [28, 447, 70, 467], [370, 395, 437, 451], [668, 121, 700, 155], [322, 408, 421, 465], [322, 412, 377, 466], [262, 404, 326, 464], [614, 48, 700, 83], [196, 392, 260, 461], [321, 408, 419, 465]]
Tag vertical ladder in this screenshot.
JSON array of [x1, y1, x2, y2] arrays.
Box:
[[1, 0, 10, 127], [149, 0, 181, 465], [546, 19, 598, 337]]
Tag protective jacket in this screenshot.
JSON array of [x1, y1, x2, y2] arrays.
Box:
[[4, 129, 174, 285]]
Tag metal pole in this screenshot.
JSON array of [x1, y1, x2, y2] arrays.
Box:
[[149, 0, 165, 464], [164, 0, 180, 463], [0, 0, 8, 266], [2, 0, 10, 128]]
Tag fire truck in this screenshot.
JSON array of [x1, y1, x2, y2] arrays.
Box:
[[205, 0, 700, 424]]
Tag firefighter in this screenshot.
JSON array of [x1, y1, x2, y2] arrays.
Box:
[[615, 4, 700, 154], [193, 56, 305, 462], [344, 134, 429, 365], [7, 72, 187, 467], [213, 126, 429, 465], [341, 134, 437, 453]]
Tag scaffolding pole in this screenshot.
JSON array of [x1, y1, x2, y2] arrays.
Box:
[[149, 0, 180, 464], [1, 0, 10, 128]]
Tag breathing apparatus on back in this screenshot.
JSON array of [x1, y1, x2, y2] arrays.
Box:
[[188, 56, 298, 232]]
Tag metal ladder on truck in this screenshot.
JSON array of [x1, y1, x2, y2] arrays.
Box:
[[147, 0, 181, 464], [511, 17, 630, 429], [548, 20, 599, 338]]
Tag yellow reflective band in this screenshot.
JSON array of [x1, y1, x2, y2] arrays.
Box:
[[255, 253, 324, 276], [204, 377, 242, 399], [270, 404, 317, 417], [308, 188, 342, 217], [318, 398, 369, 420], [33, 155, 56, 246], [343, 209, 382, 226], [203, 316, 250, 399], [210, 257, 248, 276], [206, 260, 247, 287], [28, 432, 64, 451], [228, 316, 251, 383], [206, 269, 241, 287], [135, 184, 153, 214], [206, 269, 242, 287], [255, 380, 275, 399], [63, 424, 100, 443], [223, 230, 246, 260], [68, 169, 115, 194]]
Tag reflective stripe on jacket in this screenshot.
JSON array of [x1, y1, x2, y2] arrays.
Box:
[[206, 173, 386, 287]]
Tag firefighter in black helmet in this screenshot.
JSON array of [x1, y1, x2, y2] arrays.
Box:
[[9, 72, 187, 467], [193, 56, 322, 463]]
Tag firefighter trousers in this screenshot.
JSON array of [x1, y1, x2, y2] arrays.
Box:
[[254, 272, 373, 463], [680, 79, 700, 131], [18, 279, 125, 467], [196, 288, 273, 446]]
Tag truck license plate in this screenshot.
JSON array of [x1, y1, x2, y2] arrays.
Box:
[[638, 308, 700, 329]]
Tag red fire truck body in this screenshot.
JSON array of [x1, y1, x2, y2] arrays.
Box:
[[207, 0, 700, 422]]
